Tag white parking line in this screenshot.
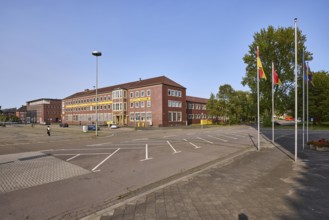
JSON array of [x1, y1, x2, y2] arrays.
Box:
[[197, 137, 213, 144], [189, 142, 200, 149], [55, 153, 118, 156], [66, 154, 80, 161], [86, 142, 112, 147], [133, 138, 149, 141], [229, 133, 246, 138], [217, 134, 237, 139], [140, 144, 153, 161], [207, 135, 228, 142], [92, 148, 120, 172], [167, 141, 181, 154]]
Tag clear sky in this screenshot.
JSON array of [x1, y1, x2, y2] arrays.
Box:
[[1, 0, 328, 109]]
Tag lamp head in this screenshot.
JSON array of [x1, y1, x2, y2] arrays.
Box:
[[92, 51, 102, 56]]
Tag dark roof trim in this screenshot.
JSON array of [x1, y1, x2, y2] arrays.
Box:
[[64, 76, 186, 100]]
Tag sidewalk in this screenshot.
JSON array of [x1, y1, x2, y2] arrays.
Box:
[[82, 142, 329, 219]]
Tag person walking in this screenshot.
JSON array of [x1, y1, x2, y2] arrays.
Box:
[[47, 126, 51, 136]]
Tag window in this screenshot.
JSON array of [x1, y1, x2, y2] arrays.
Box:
[[130, 92, 134, 98], [141, 112, 146, 121], [168, 111, 182, 122], [135, 112, 140, 121], [147, 100, 151, 107], [130, 112, 135, 121], [146, 112, 152, 121], [135, 102, 139, 108], [168, 89, 182, 97], [135, 91, 139, 97], [130, 102, 134, 108], [147, 89, 151, 96], [141, 101, 145, 108], [141, 90, 145, 97], [168, 100, 182, 108]]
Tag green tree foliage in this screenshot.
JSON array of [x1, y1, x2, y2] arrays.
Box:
[[0, 114, 19, 122], [242, 26, 312, 119], [206, 93, 220, 119], [207, 84, 253, 124], [308, 71, 329, 124]]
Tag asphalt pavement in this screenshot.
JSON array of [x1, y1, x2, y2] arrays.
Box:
[[1, 124, 329, 219], [81, 130, 329, 220]]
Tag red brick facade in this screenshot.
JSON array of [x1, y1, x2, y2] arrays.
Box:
[[26, 99, 62, 124], [62, 76, 207, 127]]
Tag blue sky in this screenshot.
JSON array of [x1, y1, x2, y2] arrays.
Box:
[[1, 0, 328, 109]]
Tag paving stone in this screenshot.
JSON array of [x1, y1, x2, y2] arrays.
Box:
[[88, 144, 329, 220]]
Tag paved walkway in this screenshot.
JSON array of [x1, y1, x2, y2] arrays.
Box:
[[82, 143, 329, 220]]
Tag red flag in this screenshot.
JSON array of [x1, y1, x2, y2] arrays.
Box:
[[273, 65, 282, 85], [256, 48, 267, 80]]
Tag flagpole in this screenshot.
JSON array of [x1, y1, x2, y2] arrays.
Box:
[[257, 46, 260, 151], [272, 62, 274, 144], [294, 18, 298, 162], [306, 62, 309, 142], [302, 49, 305, 150]]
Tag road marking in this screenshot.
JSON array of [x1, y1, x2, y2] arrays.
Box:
[[141, 144, 153, 161], [189, 142, 200, 149], [92, 148, 120, 172], [66, 154, 80, 161], [208, 135, 228, 142], [86, 142, 113, 147], [197, 137, 213, 144], [217, 134, 237, 139], [229, 133, 246, 138], [183, 139, 188, 142], [133, 138, 149, 141], [167, 141, 181, 154], [54, 153, 120, 156], [164, 135, 177, 138]]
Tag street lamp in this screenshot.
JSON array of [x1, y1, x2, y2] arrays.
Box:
[[92, 50, 102, 136]]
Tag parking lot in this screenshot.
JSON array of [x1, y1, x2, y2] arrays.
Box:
[[0, 125, 260, 219]]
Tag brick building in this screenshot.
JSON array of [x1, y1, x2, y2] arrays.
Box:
[[16, 105, 27, 123], [186, 96, 209, 125], [26, 98, 62, 124], [62, 76, 209, 127]]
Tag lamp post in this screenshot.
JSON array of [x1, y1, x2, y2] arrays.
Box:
[[92, 50, 102, 136]]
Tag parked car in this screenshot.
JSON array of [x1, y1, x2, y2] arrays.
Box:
[[87, 125, 100, 131], [285, 116, 294, 121], [59, 123, 69, 127], [110, 124, 119, 129]]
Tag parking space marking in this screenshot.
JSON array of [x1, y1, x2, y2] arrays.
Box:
[[92, 148, 120, 172], [86, 142, 113, 147], [208, 135, 228, 142], [167, 141, 181, 154], [133, 138, 149, 141], [217, 134, 237, 140], [140, 144, 153, 161], [197, 137, 214, 144], [66, 154, 80, 161], [189, 142, 200, 149], [163, 135, 177, 138], [229, 133, 247, 138]]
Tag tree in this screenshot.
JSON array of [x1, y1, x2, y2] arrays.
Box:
[[242, 26, 313, 120], [207, 84, 254, 124], [308, 71, 329, 124], [217, 84, 234, 123], [206, 93, 220, 119]]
